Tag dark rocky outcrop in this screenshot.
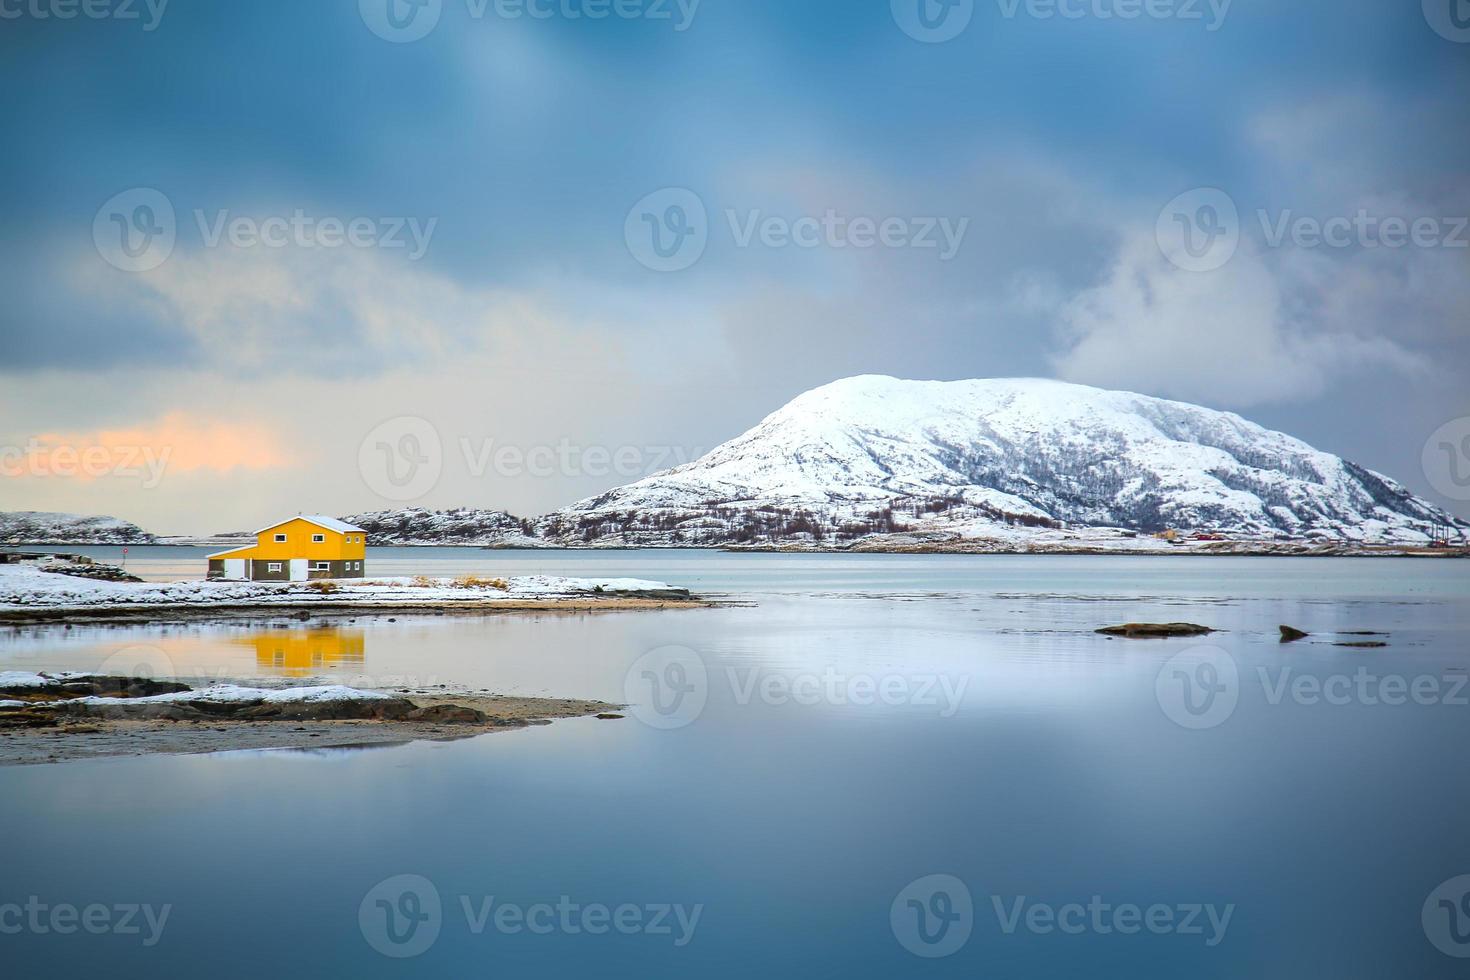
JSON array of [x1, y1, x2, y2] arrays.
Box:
[[1096, 623, 1216, 638], [406, 704, 487, 724], [67, 695, 419, 724], [0, 675, 493, 729], [0, 674, 190, 702]]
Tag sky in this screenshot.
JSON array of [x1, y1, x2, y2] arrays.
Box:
[[1, 0, 1467, 534]]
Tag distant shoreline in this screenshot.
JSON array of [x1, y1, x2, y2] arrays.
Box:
[[723, 542, 1470, 559], [7, 540, 1465, 559]]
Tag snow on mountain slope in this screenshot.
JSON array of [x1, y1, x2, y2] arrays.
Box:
[[344, 508, 542, 547], [545, 376, 1463, 546], [0, 511, 156, 545]]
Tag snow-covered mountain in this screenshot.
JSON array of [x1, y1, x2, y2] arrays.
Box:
[[542, 376, 1464, 547], [9, 378, 1463, 552], [344, 508, 542, 547], [0, 511, 156, 545]]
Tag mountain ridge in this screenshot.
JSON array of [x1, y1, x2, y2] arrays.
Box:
[[6, 377, 1465, 552], [542, 375, 1465, 547], [0, 512, 156, 546]]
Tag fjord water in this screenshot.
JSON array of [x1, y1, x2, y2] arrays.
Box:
[[1, 552, 1467, 978]]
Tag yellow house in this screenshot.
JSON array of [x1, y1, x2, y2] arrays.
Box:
[[207, 515, 368, 582]]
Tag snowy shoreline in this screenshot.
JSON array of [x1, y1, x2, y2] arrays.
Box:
[[728, 535, 1470, 558], [0, 564, 702, 624]]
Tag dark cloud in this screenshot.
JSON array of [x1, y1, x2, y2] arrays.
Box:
[[2, 0, 1466, 519]]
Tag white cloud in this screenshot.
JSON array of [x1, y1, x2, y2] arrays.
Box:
[[70, 242, 619, 377], [1049, 89, 1467, 410], [1049, 230, 1427, 407]]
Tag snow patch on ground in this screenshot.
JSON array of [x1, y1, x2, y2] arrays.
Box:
[[0, 670, 54, 688], [71, 684, 397, 706]]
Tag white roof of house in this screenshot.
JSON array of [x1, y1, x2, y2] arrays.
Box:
[[253, 515, 367, 535]]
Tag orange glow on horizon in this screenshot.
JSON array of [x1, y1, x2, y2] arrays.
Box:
[[6, 412, 294, 484]]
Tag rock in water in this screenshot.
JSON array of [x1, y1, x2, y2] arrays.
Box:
[[1096, 623, 1215, 638]]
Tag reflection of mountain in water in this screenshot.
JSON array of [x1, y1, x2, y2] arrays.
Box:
[[236, 629, 366, 677]]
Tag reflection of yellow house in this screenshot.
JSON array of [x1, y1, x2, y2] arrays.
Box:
[[238, 630, 366, 678], [207, 515, 367, 582]]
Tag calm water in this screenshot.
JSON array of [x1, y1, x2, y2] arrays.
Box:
[[2, 551, 1467, 977]]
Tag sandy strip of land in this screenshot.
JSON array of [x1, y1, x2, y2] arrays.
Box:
[[0, 693, 622, 767]]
